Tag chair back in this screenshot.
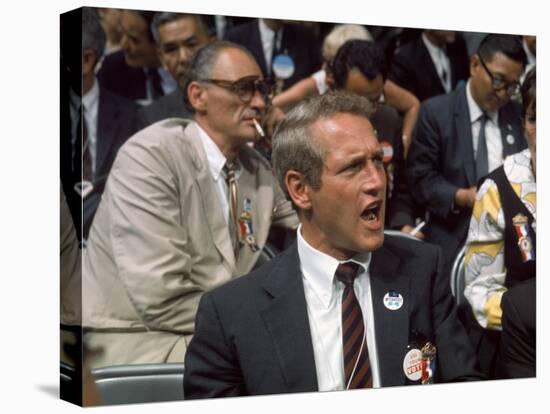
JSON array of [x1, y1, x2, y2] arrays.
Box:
[[92, 363, 185, 405], [450, 246, 467, 305]]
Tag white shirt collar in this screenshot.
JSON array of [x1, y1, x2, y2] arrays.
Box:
[[422, 33, 445, 59], [194, 122, 241, 181], [82, 77, 99, 113], [297, 224, 371, 308], [466, 79, 498, 125]]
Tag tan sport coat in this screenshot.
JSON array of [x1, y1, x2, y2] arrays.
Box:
[[82, 119, 297, 367]]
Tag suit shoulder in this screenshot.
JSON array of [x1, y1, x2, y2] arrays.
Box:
[[224, 21, 255, 41], [101, 87, 137, 112], [383, 234, 440, 261]]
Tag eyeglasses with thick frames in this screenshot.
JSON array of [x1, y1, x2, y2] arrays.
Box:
[[478, 55, 521, 96], [199, 76, 274, 103]]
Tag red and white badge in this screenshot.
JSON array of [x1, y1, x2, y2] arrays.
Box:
[[380, 141, 394, 163], [403, 348, 423, 381]]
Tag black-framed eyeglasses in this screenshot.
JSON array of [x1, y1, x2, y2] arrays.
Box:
[[199, 76, 274, 103], [478, 55, 521, 96]]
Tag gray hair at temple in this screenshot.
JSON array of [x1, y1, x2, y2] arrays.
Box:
[[272, 91, 375, 199], [150, 12, 209, 45], [182, 40, 256, 113], [83, 8, 106, 60]]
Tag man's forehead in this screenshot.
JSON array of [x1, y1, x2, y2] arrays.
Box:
[[210, 48, 262, 78], [311, 114, 376, 146], [159, 16, 204, 37]]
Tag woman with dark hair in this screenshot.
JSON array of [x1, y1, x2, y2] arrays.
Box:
[[464, 67, 536, 378]]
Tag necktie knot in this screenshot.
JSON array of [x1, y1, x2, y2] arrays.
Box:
[[335, 262, 360, 286]]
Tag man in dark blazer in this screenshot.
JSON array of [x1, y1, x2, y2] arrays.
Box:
[[97, 10, 176, 105], [500, 279, 536, 379], [184, 92, 482, 398], [407, 34, 527, 269], [389, 30, 470, 102], [61, 8, 137, 240], [136, 12, 211, 129], [224, 18, 321, 91]]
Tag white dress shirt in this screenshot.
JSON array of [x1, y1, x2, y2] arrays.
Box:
[[258, 19, 283, 74], [297, 226, 381, 391], [466, 79, 503, 173], [69, 78, 99, 177], [195, 123, 242, 225], [422, 33, 452, 93]]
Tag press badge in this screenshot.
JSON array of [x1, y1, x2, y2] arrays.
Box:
[[239, 198, 259, 252], [405, 330, 437, 384], [513, 213, 535, 262]]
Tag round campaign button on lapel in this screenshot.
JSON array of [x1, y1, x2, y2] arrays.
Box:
[[383, 290, 403, 311], [403, 348, 423, 381], [506, 134, 515, 145], [272, 54, 295, 80]]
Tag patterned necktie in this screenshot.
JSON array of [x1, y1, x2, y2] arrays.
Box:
[[335, 262, 373, 389], [223, 161, 239, 251], [475, 114, 489, 181]]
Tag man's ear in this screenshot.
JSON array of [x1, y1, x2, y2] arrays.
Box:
[[285, 170, 313, 211], [470, 53, 480, 78], [187, 81, 207, 112], [82, 48, 97, 76]]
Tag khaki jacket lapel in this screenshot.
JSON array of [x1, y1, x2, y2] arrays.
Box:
[[183, 122, 236, 271]]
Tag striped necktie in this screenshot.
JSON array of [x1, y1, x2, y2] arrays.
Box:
[[336, 262, 373, 389], [223, 161, 239, 251]]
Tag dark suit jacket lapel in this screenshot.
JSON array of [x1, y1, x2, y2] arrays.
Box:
[[96, 88, 119, 181], [184, 122, 236, 271], [370, 242, 409, 387], [498, 103, 524, 157], [454, 85, 476, 186], [259, 243, 318, 392]]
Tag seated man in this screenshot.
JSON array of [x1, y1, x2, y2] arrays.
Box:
[[407, 34, 527, 270], [136, 12, 212, 128], [83, 41, 298, 369], [184, 91, 482, 398]]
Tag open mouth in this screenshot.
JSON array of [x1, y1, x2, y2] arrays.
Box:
[[361, 202, 381, 223]]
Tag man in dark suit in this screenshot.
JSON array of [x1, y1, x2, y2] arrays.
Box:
[[330, 39, 420, 237], [389, 30, 470, 102], [224, 18, 321, 91], [500, 279, 536, 378], [136, 12, 211, 129], [184, 92, 482, 398], [407, 34, 527, 269], [61, 8, 137, 240], [97, 9, 177, 105]]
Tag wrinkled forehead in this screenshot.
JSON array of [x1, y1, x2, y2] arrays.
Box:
[[209, 47, 263, 80], [310, 113, 378, 151]]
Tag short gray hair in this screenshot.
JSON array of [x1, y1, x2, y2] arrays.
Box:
[[83, 8, 105, 60], [150, 12, 209, 45], [272, 91, 374, 199], [182, 40, 257, 112]]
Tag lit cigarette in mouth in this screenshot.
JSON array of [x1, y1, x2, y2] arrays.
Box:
[[252, 118, 265, 138]]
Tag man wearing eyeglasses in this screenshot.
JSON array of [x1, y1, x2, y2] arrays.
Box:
[[82, 40, 298, 369], [407, 34, 527, 275]]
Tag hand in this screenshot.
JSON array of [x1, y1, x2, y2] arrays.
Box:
[[262, 105, 285, 147], [400, 224, 425, 240], [454, 187, 477, 208]]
